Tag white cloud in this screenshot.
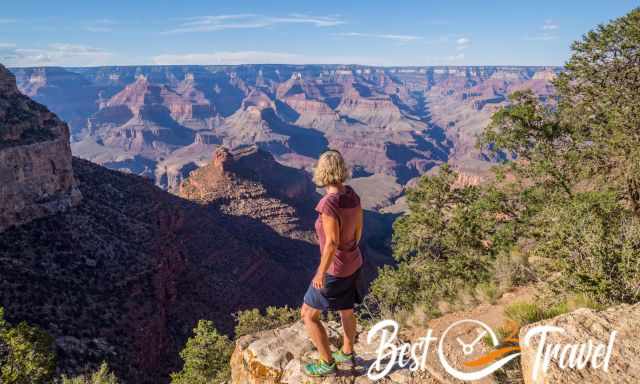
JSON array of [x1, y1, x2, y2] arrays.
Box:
[[152, 50, 393, 65], [164, 14, 345, 34], [151, 50, 471, 66], [456, 37, 472, 50], [0, 19, 17, 24], [153, 51, 304, 65], [542, 19, 559, 31], [525, 20, 559, 41], [0, 43, 115, 67], [333, 32, 423, 42], [160, 51, 398, 66], [270, 14, 345, 27]]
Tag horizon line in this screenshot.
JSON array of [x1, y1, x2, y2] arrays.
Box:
[[6, 63, 564, 69]]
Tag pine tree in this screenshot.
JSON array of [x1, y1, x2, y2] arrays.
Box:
[[170, 320, 233, 384], [0, 309, 56, 384]]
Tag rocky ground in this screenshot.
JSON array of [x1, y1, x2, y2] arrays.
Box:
[[230, 287, 536, 384], [520, 303, 640, 384]]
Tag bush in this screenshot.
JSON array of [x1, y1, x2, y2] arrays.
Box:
[[234, 306, 298, 337], [369, 165, 529, 316], [532, 191, 640, 304], [0, 308, 56, 384], [0, 308, 8, 372], [61, 362, 119, 384], [504, 294, 602, 329], [504, 302, 550, 327], [171, 320, 233, 384]]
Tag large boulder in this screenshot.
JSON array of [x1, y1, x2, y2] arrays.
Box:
[[230, 320, 434, 383], [519, 303, 640, 384]]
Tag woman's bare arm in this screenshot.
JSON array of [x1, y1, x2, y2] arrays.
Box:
[[312, 213, 340, 288]]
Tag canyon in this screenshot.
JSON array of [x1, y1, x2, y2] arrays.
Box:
[[11, 65, 558, 211]]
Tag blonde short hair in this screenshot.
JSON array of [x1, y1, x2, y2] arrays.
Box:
[[313, 150, 350, 187]]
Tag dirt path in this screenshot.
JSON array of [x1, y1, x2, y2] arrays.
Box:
[[403, 286, 536, 384]]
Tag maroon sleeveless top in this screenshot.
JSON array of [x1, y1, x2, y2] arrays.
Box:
[[314, 185, 363, 277]]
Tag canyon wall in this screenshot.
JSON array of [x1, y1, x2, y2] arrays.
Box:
[[0, 64, 81, 233]]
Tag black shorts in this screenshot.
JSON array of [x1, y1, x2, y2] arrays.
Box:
[[303, 268, 367, 312]]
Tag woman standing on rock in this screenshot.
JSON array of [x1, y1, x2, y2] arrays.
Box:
[[301, 149, 366, 377]]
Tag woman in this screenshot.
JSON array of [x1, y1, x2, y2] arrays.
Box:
[[301, 149, 366, 377]]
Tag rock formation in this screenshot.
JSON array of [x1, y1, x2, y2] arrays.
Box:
[[0, 64, 81, 232], [179, 145, 318, 243], [519, 303, 640, 384], [89, 75, 195, 158]]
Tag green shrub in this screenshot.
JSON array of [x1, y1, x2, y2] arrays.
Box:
[[61, 362, 119, 384], [234, 306, 298, 337], [504, 302, 549, 327], [368, 165, 530, 316], [0, 308, 56, 384], [503, 296, 601, 329], [475, 282, 501, 305], [532, 192, 640, 305], [170, 320, 233, 384], [480, 8, 640, 306]]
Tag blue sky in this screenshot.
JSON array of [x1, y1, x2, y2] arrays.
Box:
[[0, 0, 638, 67]]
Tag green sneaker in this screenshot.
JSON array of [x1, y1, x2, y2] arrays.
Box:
[[303, 359, 336, 377], [332, 349, 354, 364]]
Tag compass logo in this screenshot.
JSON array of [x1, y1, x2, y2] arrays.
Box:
[[365, 319, 521, 381], [437, 319, 521, 381]]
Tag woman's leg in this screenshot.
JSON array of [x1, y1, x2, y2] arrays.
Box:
[[338, 308, 357, 354], [301, 304, 333, 362]]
